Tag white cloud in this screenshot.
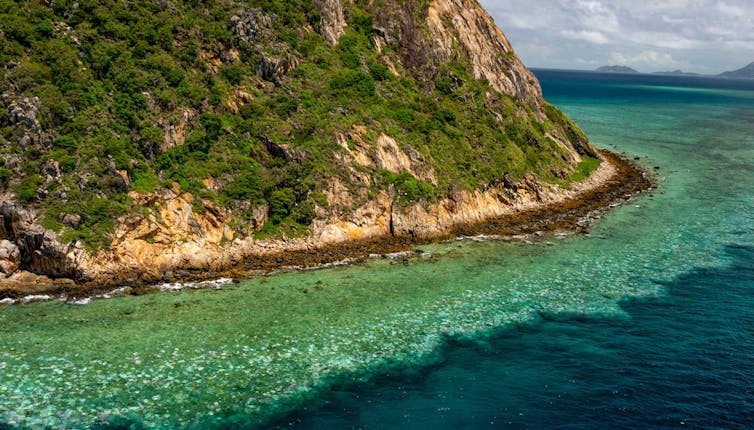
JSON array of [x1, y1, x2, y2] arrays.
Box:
[[609, 50, 686, 70], [560, 30, 609, 44], [479, 0, 754, 73], [715, 1, 745, 17]]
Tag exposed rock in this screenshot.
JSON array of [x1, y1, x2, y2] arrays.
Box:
[[141, 91, 158, 113], [52, 21, 80, 45], [250, 205, 268, 232], [365, 0, 543, 108], [86, 189, 238, 283], [374, 134, 436, 184], [18, 134, 33, 149], [3, 94, 41, 131], [161, 109, 197, 152], [115, 169, 131, 189], [0, 200, 34, 241], [42, 159, 62, 185], [313, 0, 347, 45], [74, 172, 91, 191], [263, 136, 304, 162], [226, 86, 255, 113], [335, 131, 436, 185], [258, 53, 299, 81], [198, 49, 242, 74], [426, 0, 543, 105], [58, 213, 82, 229], [231, 8, 274, 44], [106, 157, 131, 192], [0, 239, 20, 276], [0, 200, 87, 280]]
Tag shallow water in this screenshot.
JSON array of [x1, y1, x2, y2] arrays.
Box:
[[2, 71, 753, 429]]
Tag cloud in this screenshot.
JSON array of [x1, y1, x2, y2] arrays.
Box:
[[480, 0, 754, 73], [560, 30, 609, 44], [609, 50, 686, 70], [479, 0, 754, 73]]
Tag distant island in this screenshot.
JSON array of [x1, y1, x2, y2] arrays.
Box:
[[596, 65, 638, 73], [653, 70, 701, 76], [719, 62, 754, 79], [594, 61, 754, 79]]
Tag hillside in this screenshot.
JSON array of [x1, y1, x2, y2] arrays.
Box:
[[0, 0, 602, 286], [719, 62, 754, 78]]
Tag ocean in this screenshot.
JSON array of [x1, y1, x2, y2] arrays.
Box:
[[1, 70, 753, 429]]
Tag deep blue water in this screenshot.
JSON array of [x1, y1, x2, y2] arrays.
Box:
[[275, 244, 754, 429], [270, 70, 754, 429]]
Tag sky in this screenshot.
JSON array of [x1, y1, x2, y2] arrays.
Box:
[[478, 0, 754, 74]]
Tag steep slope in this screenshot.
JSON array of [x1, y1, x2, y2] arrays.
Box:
[[719, 62, 754, 78], [0, 0, 602, 286]]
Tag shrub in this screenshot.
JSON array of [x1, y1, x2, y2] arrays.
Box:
[[221, 64, 246, 86], [16, 175, 42, 203], [329, 70, 375, 99], [222, 168, 263, 202], [368, 60, 391, 81], [380, 171, 437, 203], [268, 188, 296, 223], [0, 167, 11, 186], [54, 135, 78, 151]]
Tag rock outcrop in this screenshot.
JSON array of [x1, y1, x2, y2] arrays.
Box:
[[313, 0, 347, 45], [365, 0, 543, 107], [0, 240, 20, 276], [0, 201, 87, 280], [425, 0, 543, 104]]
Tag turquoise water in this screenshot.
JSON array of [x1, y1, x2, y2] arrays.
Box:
[[2, 71, 754, 429]]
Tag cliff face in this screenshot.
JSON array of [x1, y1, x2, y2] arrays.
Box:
[[313, 0, 543, 105], [427, 0, 543, 104], [0, 0, 600, 288]]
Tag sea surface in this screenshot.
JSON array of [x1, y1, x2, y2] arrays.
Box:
[[1, 70, 753, 429]]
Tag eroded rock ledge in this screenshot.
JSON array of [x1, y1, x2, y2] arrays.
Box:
[[0, 151, 652, 300]]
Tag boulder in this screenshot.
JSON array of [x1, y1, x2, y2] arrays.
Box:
[[0, 240, 20, 276], [258, 53, 299, 81], [58, 213, 82, 229]]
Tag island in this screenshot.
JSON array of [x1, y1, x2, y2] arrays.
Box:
[[653, 70, 701, 76], [719, 62, 754, 78], [0, 0, 650, 300], [596, 65, 639, 73]]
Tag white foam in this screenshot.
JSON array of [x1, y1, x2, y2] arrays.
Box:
[[156, 278, 234, 292], [0, 298, 15, 306], [20, 295, 52, 304], [68, 298, 91, 305]]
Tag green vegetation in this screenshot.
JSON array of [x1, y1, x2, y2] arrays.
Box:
[[379, 170, 438, 203], [0, 0, 593, 249], [570, 156, 601, 182]]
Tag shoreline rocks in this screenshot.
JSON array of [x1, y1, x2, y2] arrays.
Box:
[[0, 151, 653, 302]]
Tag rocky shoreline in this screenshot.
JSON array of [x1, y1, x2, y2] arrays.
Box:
[[0, 150, 652, 303]]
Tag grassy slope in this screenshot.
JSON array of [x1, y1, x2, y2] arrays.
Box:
[[0, 0, 596, 250]]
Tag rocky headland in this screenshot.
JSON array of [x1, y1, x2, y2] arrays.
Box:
[[0, 0, 651, 301]]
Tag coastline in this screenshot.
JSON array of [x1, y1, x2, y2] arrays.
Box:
[[0, 150, 652, 302]]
